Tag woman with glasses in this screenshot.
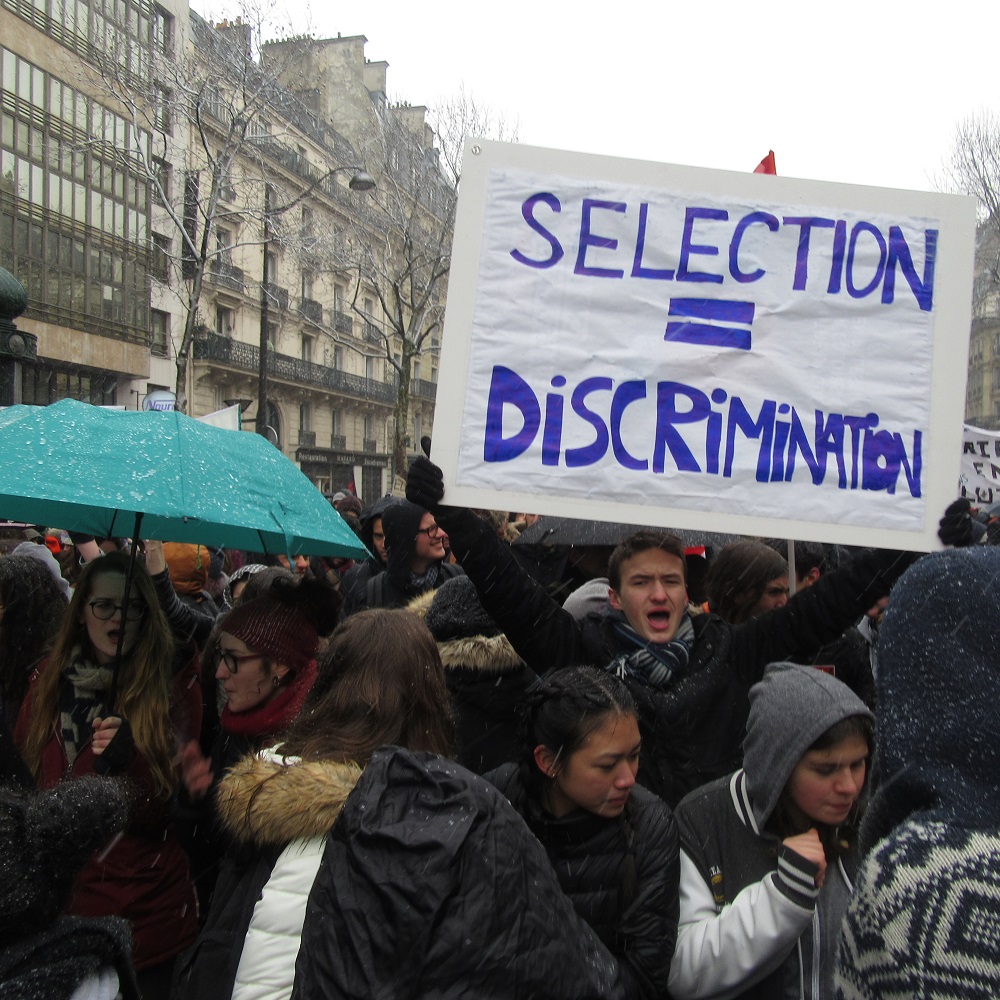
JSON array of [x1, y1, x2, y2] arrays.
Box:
[[177, 576, 340, 910], [15, 551, 199, 1000]]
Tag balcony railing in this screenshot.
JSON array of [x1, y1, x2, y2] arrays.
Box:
[[332, 310, 353, 334], [411, 378, 438, 400], [298, 429, 316, 446], [330, 434, 347, 450], [363, 438, 377, 453], [193, 332, 397, 404], [207, 260, 244, 292], [300, 297, 323, 324], [363, 322, 383, 345], [263, 283, 289, 310]]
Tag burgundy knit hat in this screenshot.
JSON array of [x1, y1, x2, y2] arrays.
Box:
[[220, 593, 319, 672]]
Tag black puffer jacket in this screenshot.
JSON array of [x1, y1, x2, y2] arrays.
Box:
[[290, 747, 625, 1000], [486, 763, 679, 1000], [435, 506, 914, 807]]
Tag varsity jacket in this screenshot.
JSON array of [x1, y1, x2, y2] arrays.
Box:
[[670, 663, 871, 1000]]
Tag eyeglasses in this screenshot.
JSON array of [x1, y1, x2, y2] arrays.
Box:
[[414, 523, 442, 538], [219, 650, 263, 674], [88, 598, 147, 622]]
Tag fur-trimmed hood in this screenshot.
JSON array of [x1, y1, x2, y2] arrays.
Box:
[[438, 632, 526, 674], [216, 748, 362, 848], [406, 590, 526, 675]]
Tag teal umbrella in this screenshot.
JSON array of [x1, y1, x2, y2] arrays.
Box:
[[0, 399, 369, 560]]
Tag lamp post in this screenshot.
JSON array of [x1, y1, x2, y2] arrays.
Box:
[[256, 168, 377, 440]]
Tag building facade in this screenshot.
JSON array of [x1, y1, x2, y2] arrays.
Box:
[[1, 0, 445, 502]]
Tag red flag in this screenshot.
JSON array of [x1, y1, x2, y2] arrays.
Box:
[[753, 150, 776, 175]]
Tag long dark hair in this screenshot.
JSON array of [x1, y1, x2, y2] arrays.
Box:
[[0, 555, 68, 725], [22, 552, 177, 798], [704, 541, 788, 624], [279, 609, 453, 765]]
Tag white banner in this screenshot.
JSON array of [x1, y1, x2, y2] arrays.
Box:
[[961, 424, 1000, 508], [433, 141, 977, 550]]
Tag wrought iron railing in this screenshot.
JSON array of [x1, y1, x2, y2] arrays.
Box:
[[193, 332, 397, 404], [299, 297, 323, 324]]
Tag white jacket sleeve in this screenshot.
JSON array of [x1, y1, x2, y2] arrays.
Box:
[[668, 848, 818, 1000]]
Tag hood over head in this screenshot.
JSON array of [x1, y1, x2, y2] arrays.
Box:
[[744, 661, 872, 830], [382, 500, 430, 585], [874, 547, 1000, 828]]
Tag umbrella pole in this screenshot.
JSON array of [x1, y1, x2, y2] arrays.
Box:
[[106, 512, 144, 715]]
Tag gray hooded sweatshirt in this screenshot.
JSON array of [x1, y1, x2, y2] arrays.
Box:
[[669, 662, 873, 1000]]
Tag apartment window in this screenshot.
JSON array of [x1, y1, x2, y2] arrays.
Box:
[[150, 308, 169, 357], [301, 205, 313, 233], [332, 408, 342, 436], [364, 296, 375, 319], [363, 413, 375, 440], [333, 346, 344, 370], [153, 5, 174, 56], [412, 360, 421, 382], [300, 402, 311, 431], [301, 269, 314, 300], [333, 283, 344, 312], [152, 157, 171, 202], [365, 356, 377, 381], [301, 333, 313, 363], [152, 83, 171, 134], [413, 411, 422, 446], [215, 304, 235, 335], [151, 232, 170, 282], [216, 226, 233, 265]]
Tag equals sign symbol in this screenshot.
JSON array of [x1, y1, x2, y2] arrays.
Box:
[[664, 299, 756, 351]]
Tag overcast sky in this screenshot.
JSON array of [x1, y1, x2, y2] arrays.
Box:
[[191, 0, 998, 194]]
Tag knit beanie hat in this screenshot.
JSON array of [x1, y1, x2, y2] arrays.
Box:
[[11, 541, 72, 601], [0, 776, 128, 941], [163, 543, 210, 595], [426, 576, 500, 641], [220, 591, 319, 671]]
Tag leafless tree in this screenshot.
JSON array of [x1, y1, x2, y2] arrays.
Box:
[[329, 88, 517, 474], [85, 5, 340, 411]]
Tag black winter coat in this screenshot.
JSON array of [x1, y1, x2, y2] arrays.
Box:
[[291, 747, 626, 1000], [486, 763, 679, 1000], [438, 506, 914, 807]]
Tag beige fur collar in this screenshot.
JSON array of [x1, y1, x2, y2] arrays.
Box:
[[216, 751, 362, 847]]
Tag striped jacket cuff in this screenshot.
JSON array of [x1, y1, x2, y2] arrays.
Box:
[[774, 844, 820, 909]]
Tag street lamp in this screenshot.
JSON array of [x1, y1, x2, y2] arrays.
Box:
[[257, 167, 376, 440]]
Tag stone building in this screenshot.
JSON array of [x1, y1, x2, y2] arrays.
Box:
[[0, 0, 445, 502]]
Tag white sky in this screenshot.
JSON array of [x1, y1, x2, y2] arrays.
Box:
[[189, 0, 1000, 195]]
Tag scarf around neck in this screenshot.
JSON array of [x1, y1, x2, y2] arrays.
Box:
[[605, 610, 694, 690], [220, 659, 318, 738], [59, 648, 113, 765]]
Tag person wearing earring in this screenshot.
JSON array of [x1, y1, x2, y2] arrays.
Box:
[[177, 576, 341, 911], [668, 663, 873, 1000]]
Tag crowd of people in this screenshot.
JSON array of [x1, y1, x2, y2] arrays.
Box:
[[0, 477, 997, 1000]]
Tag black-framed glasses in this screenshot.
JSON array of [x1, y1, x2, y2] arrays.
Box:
[[414, 523, 442, 537], [219, 650, 263, 674], [88, 598, 146, 622]]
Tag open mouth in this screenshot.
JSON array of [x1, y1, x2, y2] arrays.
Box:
[[646, 610, 672, 630]]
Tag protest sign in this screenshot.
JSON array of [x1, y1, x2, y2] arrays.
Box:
[[432, 140, 977, 550], [960, 425, 1000, 508]]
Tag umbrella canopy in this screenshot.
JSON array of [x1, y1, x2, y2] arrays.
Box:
[[514, 515, 748, 553], [0, 399, 369, 559]]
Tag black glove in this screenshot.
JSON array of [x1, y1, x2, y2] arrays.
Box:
[[93, 718, 135, 776], [406, 455, 445, 512], [938, 497, 986, 548]]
